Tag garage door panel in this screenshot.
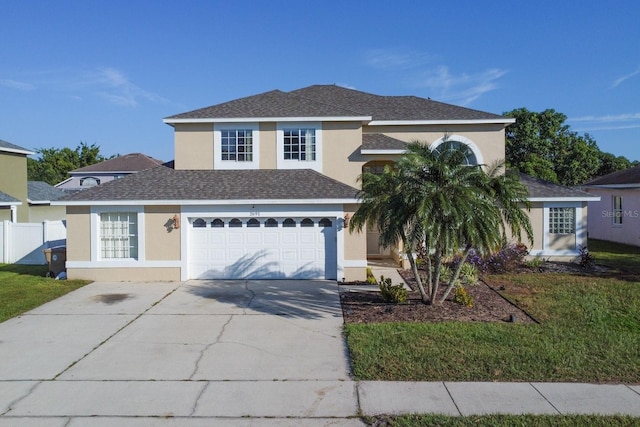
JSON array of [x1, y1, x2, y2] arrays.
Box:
[[188, 217, 336, 280]]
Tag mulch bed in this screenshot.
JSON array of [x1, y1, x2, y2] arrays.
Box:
[[339, 269, 537, 324]]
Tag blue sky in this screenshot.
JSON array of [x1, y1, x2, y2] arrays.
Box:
[[1, 1, 639, 164]]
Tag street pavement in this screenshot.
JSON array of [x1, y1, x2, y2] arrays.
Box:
[[0, 278, 638, 426]]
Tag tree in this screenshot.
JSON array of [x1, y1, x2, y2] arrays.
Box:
[[27, 142, 113, 185], [504, 108, 608, 186], [350, 140, 533, 305]]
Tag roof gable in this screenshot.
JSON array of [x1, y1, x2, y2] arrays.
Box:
[[518, 173, 596, 200], [71, 153, 164, 173], [584, 165, 640, 186], [165, 89, 368, 121], [58, 165, 359, 204], [27, 181, 67, 202], [164, 85, 512, 124], [0, 190, 21, 205], [0, 139, 34, 156]]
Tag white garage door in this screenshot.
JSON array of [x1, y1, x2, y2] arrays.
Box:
[[188, 216, 337, 280]]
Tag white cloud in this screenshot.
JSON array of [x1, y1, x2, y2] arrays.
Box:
[[569, 113, 640, 123], [417, 66, 508, 105], [0, 78, 36, 91], [91, 67, 167, 107], [364, 48, 434, 70], [611, 67, 640, 88]]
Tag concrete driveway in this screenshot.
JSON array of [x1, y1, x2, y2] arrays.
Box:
[[0, 280, 362, 425]]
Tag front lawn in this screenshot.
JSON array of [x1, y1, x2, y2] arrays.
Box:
[[345, 240, 640, 383], [365, 414, 639, 427], [0, 264, 90, 323]]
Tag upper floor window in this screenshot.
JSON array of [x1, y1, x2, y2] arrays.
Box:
[[221, 129, 253, 162], [431, 135, 483, 166], [284, 128, 315, 161], [613, 196, 623, 225], [80, 177, 100, 187], [277, 123, 322, 172]]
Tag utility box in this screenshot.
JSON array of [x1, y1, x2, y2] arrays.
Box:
[[43, 246, 66, 278]]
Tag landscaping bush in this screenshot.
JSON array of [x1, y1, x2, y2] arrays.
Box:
[[378, 275, 408, 303], [466, 243, 529, 273]]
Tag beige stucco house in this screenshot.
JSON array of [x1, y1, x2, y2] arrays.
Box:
[[55, 85, 596, 282]]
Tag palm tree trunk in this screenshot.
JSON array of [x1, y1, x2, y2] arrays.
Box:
[[399, 231, 429, 303], [439, 244, 472, 303], [430, 250, 443, 305]]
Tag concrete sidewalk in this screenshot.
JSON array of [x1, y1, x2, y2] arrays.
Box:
[[0, 279, 639, 425]]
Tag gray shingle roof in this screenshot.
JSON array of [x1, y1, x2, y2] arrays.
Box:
[[584, 165, 640, 186], [166, 89, 367, 120], [28, 181, 67, 202], [0, 190, 21, 204], [71, 153, 164, 173], [518, 173, 595, 199], [0, 139, 33, 155], [362, 134, 407, 151], [165, 85, 510, 122], [59, 165, 359, 203]]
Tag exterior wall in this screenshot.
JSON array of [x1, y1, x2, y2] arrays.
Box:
[[66, 206, 91, 262], [56, 173, 125, 190], [28, 205, 66, 222], [527, 202, 545, 252], [144, 206, 181, 261], [586, 187, 640, 247], [0, 208, 11, 222], [365, 123, 506, 167], [343, 203, 367, 281], [0, 152, 29, 222], [173, 123, 214, 170], [67, 267, 181, 282], [322, 122, 365, 188], [259, 122, 277, 169]]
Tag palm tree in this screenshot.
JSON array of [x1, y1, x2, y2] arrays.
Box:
[[350, 139, 533, 305]]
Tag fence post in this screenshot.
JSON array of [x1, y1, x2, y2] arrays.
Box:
[[43, 220, 49, 249], [2, 220, 9, 264]]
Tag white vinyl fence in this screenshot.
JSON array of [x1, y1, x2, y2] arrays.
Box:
[[0, 220, 67, 264]]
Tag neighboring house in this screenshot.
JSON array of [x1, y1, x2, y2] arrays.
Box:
[[27, 181, 67, 222], [582, 165, 640, 247], [55, 153, 164, 191], [518, 174, 599, 258], [0, 190, 21, 222], [55, 85, 596, 282], [0, 139, 34, 222]]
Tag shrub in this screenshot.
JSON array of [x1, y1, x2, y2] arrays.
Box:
[[459, 262, 478, 285], [366, 267, 377, 285], [453, 286, 474, 307], [378, 275, 408, 304], [579, 246, 595, 269], [525, 255, 546, 270], [466, 243, 529, 273]]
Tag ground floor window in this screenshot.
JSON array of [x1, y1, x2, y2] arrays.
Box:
[[549, 207, 575, 234], [100, 212, 138, 259]]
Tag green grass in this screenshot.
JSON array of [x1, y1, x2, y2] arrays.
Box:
[[364, 414, 640, 426], [0, 264, 90, 323], [588, 238, 640, 275], [345, 240, 640, 383]]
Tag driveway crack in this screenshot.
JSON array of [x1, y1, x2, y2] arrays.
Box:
[[243, 280, 256, 313], [189, 315, 233, 379], [1, 381, 43, 416]]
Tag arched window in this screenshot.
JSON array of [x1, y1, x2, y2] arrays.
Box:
[[319, 218, 333, 227], [431, 135, 482, 166], [247, 218, 260, 227], [229, 218, 242, 228], [283, 218, 296, 227], [211, 218, 225, 228], [193, 218, 206, 228], [301, 218, 314, 227], [265, 218, 278, 227]]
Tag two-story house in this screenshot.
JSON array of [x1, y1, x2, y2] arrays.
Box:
[[0, 139, 33, 222], [56, 85, 596, 282]]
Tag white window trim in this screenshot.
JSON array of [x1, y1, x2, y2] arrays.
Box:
[[213, 123, 260, 170], [430, 135, 484, 166], [612, 195, 623, 227], [542, 202, 584, 255], [91, 206, 144, 264], [276, 122, 322, 172]]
